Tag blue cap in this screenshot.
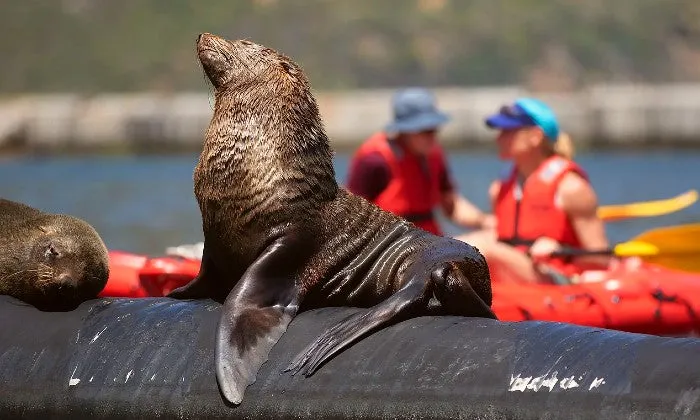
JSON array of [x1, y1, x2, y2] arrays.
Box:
[[385, 88, 450, 134], [485, 97, 560, 142]]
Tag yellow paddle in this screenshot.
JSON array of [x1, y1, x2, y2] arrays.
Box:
[[624, 223, 700, 273], [552, 223, 700, 273], [598, 189, 698, 222]]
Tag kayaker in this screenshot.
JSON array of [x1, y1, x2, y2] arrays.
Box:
[[457, 98, 611, 284], [346, 87, 493, 236]]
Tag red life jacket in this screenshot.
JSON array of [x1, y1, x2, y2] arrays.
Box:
[[495, 155, 588, 273], [349, 132, 445, 235]]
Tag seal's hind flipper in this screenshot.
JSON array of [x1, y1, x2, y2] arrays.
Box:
[[432, 262, 497, 320], [285, 261, 496, 377], [215, 232, 305, 405], [285, 275, 430, 377]]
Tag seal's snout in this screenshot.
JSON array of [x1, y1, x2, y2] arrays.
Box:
[[197, 33, 219, 48], [196, 33, 222, 58], [56, 272, 78, 288], [196, 33, 236, 89]]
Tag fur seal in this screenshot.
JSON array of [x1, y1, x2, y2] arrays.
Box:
[[168, 33, 496, 405], [0, 198, 109, 311]]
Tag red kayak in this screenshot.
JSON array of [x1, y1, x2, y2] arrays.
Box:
[[100, 251, 150, 298], [100, 251, 200, 298], [490, 259, 700, 336], [101, 251, 700, 336]]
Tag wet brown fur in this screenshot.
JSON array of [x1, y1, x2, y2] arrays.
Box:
[[191, 34, 492, 305], [175, 33, 494, 404], [0, 198, 109, 311]]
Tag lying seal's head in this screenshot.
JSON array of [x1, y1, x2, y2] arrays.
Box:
[[1, 214, 109, 311]]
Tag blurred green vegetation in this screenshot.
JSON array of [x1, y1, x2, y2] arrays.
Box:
[[1, 0, 698, 93]]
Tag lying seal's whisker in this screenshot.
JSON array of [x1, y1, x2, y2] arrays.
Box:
[[36, 263, 56, 292]]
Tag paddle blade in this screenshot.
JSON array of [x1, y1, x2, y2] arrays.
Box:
[[612, 241, 659, 257], [632, 223, 700, 273], [632, 223, 700, 250], [598, 190, 698, 221], [643, 255, 700, 274]]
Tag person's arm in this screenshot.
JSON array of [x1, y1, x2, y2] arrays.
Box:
[[438, 167, 496, 230], [346, 152, 391, 202], [487, 180, 501, 206], [484, 180, 500, 229], [557, 172, 610, 268], [441, 192, 495, 230], [436, 152, 496, 230]]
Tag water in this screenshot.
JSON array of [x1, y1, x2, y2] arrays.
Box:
[[0, 150, 698, 255]]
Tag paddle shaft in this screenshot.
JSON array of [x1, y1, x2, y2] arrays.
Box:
[[503, 238, 612, 258], [550, 247, 614, 258], [499, 223, 700, 273]]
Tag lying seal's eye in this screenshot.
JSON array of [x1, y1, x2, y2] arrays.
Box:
[[44, 245, 60, 260]]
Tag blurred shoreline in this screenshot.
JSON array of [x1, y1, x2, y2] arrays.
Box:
[[2, 84, 700, 154]]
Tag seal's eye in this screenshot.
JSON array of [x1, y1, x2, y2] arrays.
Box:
[[44, 244, 60, 261], [281, 61, 296, 75]]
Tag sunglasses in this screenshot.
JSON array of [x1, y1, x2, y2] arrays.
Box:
[[418, 129, 438, 136], [499, 104, 536, 124]]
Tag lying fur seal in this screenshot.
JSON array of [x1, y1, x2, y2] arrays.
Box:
[[168, 33, 496, 405], [0, 198, 109, 311]]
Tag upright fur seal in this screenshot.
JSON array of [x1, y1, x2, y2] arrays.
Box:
[[0, 198, 109, 311], [168, 33, 496, 405]]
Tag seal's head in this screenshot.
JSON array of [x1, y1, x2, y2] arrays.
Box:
[[197, 33, 308, 93], [10, 215, 109, 311], [193, 33, 336, 212]]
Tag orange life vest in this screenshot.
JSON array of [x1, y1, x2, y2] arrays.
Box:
[[349, 132, 445, 235], [495, 155, 588, 273]]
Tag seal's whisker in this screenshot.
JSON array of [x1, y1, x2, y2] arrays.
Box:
[[198, 61, 216, 111]]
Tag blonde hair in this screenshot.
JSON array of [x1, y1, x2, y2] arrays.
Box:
[[545, 131, 575, 160]]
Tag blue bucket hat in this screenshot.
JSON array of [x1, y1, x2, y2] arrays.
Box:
[[385, 88, 450, 134], [484, 97, 560, 142]]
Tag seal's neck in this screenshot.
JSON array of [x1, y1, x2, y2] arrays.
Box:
[[198, 97, 338, 206]]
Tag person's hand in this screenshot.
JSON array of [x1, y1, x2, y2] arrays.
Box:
[[528, 237, 562, 262], [479, 214, 497, 230]]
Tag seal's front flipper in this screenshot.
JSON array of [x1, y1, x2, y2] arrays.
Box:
[[217, 302, 296, 404], [215, 233, 305, 405], [285, 276, 429, 377], [167, 245, 216, 299]]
